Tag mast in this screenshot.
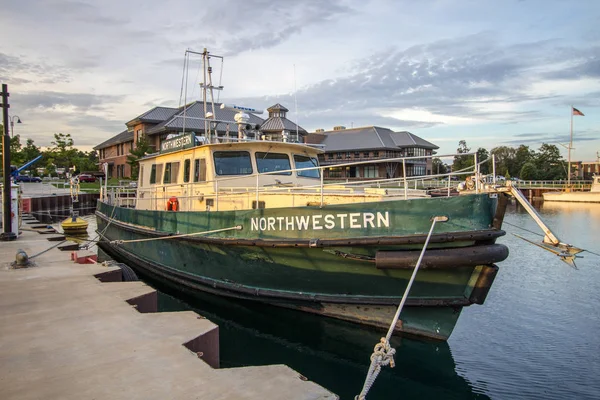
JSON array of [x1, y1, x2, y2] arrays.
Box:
[[202, 48, 208, 142], [568, 105, 573, 186]]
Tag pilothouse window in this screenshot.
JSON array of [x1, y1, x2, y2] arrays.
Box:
[[294, 155, 320, 178], [194, 159, 206, 182], [255, 152, 291, 175], [213, 151, 253, 175], [163, 162, 180, 184], [150, 164, 163, 184]]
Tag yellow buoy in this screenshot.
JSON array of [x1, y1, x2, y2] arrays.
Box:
[[61, 215, 89, 235]]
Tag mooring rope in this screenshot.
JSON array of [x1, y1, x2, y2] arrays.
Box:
[[108, 225, 243, 245], [502, 220, 544, 237], [29, 240, 68, 260], [356, 216, 448, 400], [80, 202, 119, 250]]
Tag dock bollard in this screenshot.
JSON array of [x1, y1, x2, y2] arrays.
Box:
[[15, 249, 30, 268]]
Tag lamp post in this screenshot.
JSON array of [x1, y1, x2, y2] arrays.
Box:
[[9, 115, 22, 137]]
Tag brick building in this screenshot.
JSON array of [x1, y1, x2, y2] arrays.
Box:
[[95, 103, 304, 178], [305, 126, 438, 180]]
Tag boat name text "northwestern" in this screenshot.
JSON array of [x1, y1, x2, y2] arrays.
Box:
[[160, 133, 195, 153], [250, 212, 390, 231]]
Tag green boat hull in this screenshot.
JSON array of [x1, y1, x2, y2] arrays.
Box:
[[96, 193, 507, 340]]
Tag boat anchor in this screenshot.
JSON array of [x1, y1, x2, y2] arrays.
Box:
[[502, 183, 584, 268]]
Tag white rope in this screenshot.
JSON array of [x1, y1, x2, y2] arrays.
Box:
[[356, 216, 447, 400], [110, 225, 243, 245]]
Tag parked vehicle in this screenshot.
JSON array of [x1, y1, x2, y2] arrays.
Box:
[[78, 174, 97, 183], [14, 175, 42, 183]]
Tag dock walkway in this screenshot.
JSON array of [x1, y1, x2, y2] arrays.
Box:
[[0, 229, 335, 399]]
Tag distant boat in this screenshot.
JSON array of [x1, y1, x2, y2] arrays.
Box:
[[542, 175, 600, 203]]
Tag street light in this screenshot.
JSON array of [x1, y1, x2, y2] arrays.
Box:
[[9, 115, 22, 137]]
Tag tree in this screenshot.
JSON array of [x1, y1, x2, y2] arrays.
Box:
[[47, 133, 78, 173], [476, 147, 490, 175], [452, 140, 473, 173], [520, 162, 538, 180], [127, 135, 152, 179], [432, 158, 448, 176], [534, 143, 565, 180], [513, 145, 534, 177], [490, 146, 516, 178]]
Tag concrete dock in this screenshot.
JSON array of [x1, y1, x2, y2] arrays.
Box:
[[0, 229, 336, 399]]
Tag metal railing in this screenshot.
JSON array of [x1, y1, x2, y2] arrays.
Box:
[[103, 152, 487, 210]]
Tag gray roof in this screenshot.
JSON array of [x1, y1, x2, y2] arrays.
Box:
[[390, 131, 438, 149], [93, 130, 132, 150], [260, 116, 307, 134], [267, 103, 289, 113], [127, 106, 179, 125], [146, 101, 264, 135], [314, 126, 438, 152]]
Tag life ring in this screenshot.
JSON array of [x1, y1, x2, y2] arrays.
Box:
[[166, 196, 179, 211]]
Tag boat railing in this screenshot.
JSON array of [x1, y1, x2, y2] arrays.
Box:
[[106, 152, 494, 210]]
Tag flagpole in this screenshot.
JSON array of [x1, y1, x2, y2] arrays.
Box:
[[568, 105, 573, 186]]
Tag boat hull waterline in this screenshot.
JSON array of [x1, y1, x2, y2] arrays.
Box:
[[96, 194, 507, 341]]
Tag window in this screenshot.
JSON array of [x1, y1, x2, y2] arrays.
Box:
[[139, 166, 144, 187], [373, 151, 379, 157], [363, 151, 370, 158], [184, 159, 191, 183], [213, 151, 253, 175], [163, 162, 180, 184], [194, 159, 206, 182], [328, 167, 343, 178], [354, 152, 360, 158], [364, 166, 378, 178], [294, 155, 320, 178], [255, 152, 291, 175], [346, 152, 351, 159], [150, 164, 163, 184], [327, 153, 334, 160]]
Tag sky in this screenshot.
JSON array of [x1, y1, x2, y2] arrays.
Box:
[[1, 0, 599, 162]]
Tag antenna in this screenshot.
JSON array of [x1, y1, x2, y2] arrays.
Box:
[[294, 64, 299, 143]]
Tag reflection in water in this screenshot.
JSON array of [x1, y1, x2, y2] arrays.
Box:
[[451, 203, 600, 400], [541, 200, 600, 218], [149, 276, 487, 400]]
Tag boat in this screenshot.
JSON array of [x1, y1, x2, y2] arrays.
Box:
[[542, 175, 600, 203], [60, 214, 89, 235], [96, 49, 580, 341]]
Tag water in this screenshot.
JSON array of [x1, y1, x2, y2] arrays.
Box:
[[97, 203, 600, 400]]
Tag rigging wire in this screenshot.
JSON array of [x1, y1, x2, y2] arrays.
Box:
[[178, 50, 188, 108], [217, 56, 224, 103]]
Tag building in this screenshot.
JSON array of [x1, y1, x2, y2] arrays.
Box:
[[568, 160, 600, 180], [93, 130, 134, 179], [95, 102, 304, 179], [259, 104, 307, 142], [305, 126, 439, 180]]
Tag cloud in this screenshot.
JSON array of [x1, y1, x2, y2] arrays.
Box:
[[12, 91, 125, 112], [222, 33, 598, 133], [193, 0, 354, 55]]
